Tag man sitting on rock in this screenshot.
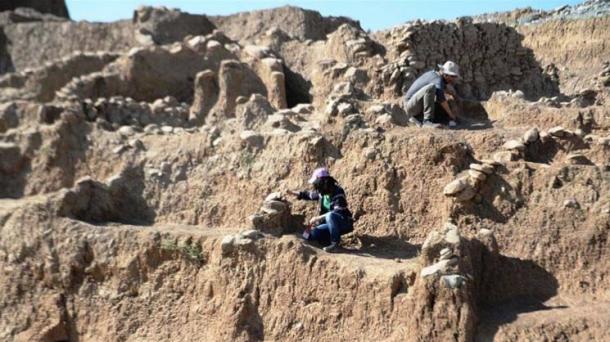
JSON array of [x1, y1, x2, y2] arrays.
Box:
[[289, 167, 353, 252], [403, 61, 460, 128]]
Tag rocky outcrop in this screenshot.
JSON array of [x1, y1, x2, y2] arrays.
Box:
[[210, 5, 361, 42], [0, 0, 70, 19], [133, 6, 216, 45]]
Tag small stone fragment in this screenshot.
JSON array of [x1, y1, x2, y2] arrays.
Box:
[[548, 126, 567, 137], [469, 169, 487, 181], [439, 248, 453, 260], [443, 179, 467, 196], [441, 274, 467, 289], [503, 140, 525, 151], [563, 198, 580, 209], [221, 235, 236, 255], [118, 126, 135, 137], [523, 127, 540, 144], [470, 163, 494, 175]]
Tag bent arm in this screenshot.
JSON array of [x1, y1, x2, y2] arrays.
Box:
[[440, 100, 456, 120]]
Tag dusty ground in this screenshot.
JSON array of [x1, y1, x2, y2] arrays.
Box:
[[1, 1, 609, 341]]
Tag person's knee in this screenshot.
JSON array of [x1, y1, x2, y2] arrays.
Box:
[[325, 212, 340, 224], [423, 83, 436, 95]]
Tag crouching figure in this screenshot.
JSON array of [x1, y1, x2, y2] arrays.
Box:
[[289, 167, 354, 252]]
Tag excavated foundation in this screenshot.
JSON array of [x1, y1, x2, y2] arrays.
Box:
[[1, 2, 610, 341]]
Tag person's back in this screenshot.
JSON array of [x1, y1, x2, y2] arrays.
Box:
[[405, 70, 445, 102], [403, 62, 460, 128]]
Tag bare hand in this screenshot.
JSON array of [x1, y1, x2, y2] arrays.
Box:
[[309, 216, 321, 226], [287, 190, 300, 197]]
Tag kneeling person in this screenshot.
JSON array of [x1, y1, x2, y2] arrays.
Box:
[[290, 167, 353, 252], [404, 61, 460, 128]]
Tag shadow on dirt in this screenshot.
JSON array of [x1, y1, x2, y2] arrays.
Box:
[[474, 243, 562, 340], [301, 233, 421, 260]]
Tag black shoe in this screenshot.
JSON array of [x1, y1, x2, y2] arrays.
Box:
[[323, 242, 340, 252]]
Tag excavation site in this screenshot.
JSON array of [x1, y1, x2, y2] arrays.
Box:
[[0, 0, 609, 341]]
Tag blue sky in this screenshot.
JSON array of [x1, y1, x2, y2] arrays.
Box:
[[66, 0, 583, 31]]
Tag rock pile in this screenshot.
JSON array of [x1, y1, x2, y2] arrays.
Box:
[[81, 96, 189, 128], [443, 160, 499, 202], [249, 192, 296, 236]]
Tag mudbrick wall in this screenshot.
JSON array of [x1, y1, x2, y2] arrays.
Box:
[[377, 19, 560, 100]]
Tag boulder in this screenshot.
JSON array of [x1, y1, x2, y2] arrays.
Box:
[[236, 94, 275, 130]]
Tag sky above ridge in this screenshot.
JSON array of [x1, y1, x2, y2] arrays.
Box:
[[66, 0, 583, 31]]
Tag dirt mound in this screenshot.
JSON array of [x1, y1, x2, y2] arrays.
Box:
[[1, 1, 610, 341]]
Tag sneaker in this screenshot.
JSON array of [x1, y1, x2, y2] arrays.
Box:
[[323, 241, 340, 252], [408, 117, 422, 127], [422, 120, 441, 129], [448, 120, 457, 128]]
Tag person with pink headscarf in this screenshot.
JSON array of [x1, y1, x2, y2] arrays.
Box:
[[289, 167, 353, 252]]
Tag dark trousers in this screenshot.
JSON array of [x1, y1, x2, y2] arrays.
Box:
[[310, 212, 353, 245]]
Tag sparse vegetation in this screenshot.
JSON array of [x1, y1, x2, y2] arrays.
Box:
[[161, 238, 204, 263]]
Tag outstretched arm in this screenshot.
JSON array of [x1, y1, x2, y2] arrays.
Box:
[[288, 190, 320, 201]]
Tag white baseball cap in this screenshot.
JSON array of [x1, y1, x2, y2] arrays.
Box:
[[438, 61, 460, 78]]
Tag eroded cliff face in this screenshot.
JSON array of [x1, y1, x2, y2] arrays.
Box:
[[1, 2, 610, 341], [519, 16, 610, 94]]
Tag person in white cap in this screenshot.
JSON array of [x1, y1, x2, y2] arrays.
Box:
[[403, 61, 460, 128]]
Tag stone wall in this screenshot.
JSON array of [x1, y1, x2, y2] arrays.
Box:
[[379, 19, 560, 100]]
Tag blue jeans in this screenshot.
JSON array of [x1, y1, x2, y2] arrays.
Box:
[[310, 212, 353, 244]]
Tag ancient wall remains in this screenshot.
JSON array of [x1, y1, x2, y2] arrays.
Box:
[[379, 19, 560, 100]]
